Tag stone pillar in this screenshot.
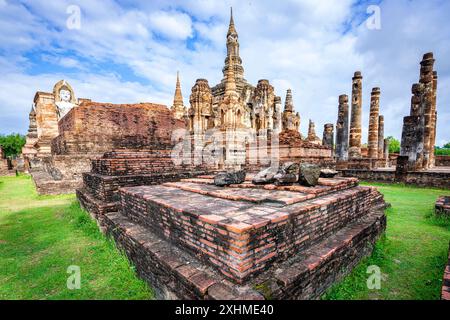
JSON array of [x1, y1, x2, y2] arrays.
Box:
[[336, 94, 349, 161], [349, 71, 363, 159], [378, 115, 384, 160], [307, 120, 321, 145], [400, 82, 425, 170], [384, 138, 390, 165], [322, 123, 334, 149], [400, 52, 437, 171], [368, 87, 380, 159], [395, 156, 409, 182], [273, 96, 282, 134], [420, 52, 435, 169], [429, 71, 438, 167]]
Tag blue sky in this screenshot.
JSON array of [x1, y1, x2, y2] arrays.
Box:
[[0, 0, 449, 146]]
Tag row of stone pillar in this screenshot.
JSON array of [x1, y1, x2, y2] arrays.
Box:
[[335, 72, 386, 162]]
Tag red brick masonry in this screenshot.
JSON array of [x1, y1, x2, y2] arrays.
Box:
[[77, 149, 216, 225], [436, 196, 450, 217], [442, 243, 450, 300], [104, 204, 386, 299], [119, 176, 386, 283]]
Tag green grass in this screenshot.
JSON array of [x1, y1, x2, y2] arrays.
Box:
[[1, 175, 449, 300], [0, 175, 154, 300], [323, 182, 450, 300]]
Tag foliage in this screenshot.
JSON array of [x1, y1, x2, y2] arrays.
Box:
[[386, 136, 400, 154], [0, 175, 153, 299], [444, 142, 450, 149], [434, 147, 450, 156], [0, 133, 26, 157]]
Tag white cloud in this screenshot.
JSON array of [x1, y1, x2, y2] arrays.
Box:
[[0, 0, 449, 147], [149, 10, 193, 40]]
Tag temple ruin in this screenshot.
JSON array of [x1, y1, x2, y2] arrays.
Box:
[[72, 8, 386, 300], [10, 8, 398, 300], [400, 52, 438, 171], [339, 52, 449, 189], [335, 73, 388, 170], [21, 8, 334, 195]]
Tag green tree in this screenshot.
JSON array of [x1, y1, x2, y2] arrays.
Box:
[[386, 136, 400, 154], [0, 133, 26, 157], [444, 142, 450, 148]]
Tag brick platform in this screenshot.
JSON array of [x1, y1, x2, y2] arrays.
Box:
[[104, 199, 386, 299], [77, 149, 216, 227], [442, 243, 450, 300], [106, 175, 387, 298], [436, 196, 450, 217]]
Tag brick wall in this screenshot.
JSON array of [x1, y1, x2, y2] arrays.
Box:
[[339, 169, 450, 189], [442, 243, 450, 300], [53, 101, 185, 154], [435, 155, 450, 167], [119, 183, 385, 283], [34, 101, 189, 195]]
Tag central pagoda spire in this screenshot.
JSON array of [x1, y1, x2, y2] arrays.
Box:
[[222, 7, 244, 84], [227, 7, 237, 37]]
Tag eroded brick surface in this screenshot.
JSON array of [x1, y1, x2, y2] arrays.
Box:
[[339, 168, 450, 189], [436, 196, 450, 217], [119, 177, 386, 283], [442, 243, 450, 300], [102, 204, 386, 300]]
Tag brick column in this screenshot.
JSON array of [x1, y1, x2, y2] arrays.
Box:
[[368, 87, 380, 159], [429, 71, 438, 167], [378, 115, 384, 160], [419, 52, 435, 169], [336, 94, 349, 161], [384, 138, 389, 164], [349, 71, 363, 159], [322, 123, 334, 149]]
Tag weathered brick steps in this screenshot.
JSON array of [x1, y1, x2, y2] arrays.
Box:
[[183, 176, 359, 197], [442, 242, 450, 300], [435, 196, 450, 217], [102, 208, 386, 300], [82, 170, 212, 203], [77, 187, 119, 227], [92, 153, 182, 176], [119, 183, 386, 283], [169, 176, 359, 202], [31, 170, 81, 195]]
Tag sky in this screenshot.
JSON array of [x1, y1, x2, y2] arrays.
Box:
[[0, 0, 448, 146]]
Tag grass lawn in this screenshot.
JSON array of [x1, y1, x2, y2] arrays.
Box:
[[0, 175, 449, 300], [0, 175, 153, 299], [324, 182, 450, 300]]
